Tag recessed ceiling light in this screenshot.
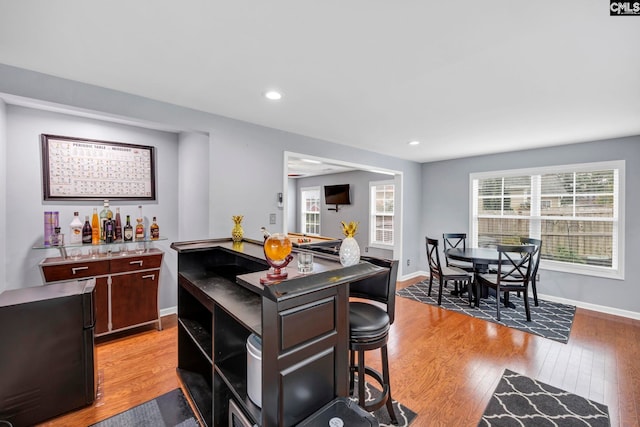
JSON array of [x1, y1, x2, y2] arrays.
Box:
[[408, 140, 420, 146], [264, 90, 282, 101]]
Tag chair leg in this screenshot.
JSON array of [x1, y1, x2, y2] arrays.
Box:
[[357, 349, 366, 409], [349, 349, 356, 394], [437, 277, 443, 305], [380, 345, 398, 424], [532, 276, 539, 306], [496, 285, 501, 321], [467, 279, 473, 307], [524, 289, 532, 321], [428, 275, 433, 296]]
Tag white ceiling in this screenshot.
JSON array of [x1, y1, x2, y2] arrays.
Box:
[[0, 1, 638, 163]]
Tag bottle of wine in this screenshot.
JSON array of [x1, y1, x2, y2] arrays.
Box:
[[91, 208, 100, 245], [114, 207, 123, 241], [135, 205, 145, 241], [69, 211, 83, 244], [82, 215, 92, 244], [123, 215, 134, 241], [105, 211, 115, 243], [150, 216, 159, 240]]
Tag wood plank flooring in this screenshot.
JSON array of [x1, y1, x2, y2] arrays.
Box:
[[38, 276, 640, 427]]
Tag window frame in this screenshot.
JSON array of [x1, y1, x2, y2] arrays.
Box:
[[300, 186, 321, 236], [369, 180, 395, 250], [469, 160, 625, 280]]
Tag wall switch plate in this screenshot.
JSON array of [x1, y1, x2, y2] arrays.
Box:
[[407, 259, 410, 266], [269, 213, 276, 224]]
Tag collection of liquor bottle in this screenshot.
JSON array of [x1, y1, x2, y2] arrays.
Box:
[[44, 200, 159, 246]]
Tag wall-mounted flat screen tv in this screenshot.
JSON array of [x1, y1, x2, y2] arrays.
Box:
[[324, 184, 351, 206]]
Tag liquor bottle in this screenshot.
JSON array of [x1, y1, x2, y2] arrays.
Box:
[[114, 207, 123, 241], [82, 215, 92, 244], [91, 208, 100, 245], [150, 217, 159, 240], [135, 205, 145, 241], [123, 215, 134, 242], [105, 211, 115, 243], [51, 227, 62, 246], [99, 200, 112, 242], [69, 211, 83, 244]]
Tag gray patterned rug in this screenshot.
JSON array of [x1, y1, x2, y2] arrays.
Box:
[[89, 388, 198, 427], [479, 369, 610, 426], [351, 377, 418, 426], [397, 281, 575, 343]]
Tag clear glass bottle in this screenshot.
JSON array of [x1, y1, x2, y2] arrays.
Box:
[[123, 215, 134, 242], [135, 205, 145, 241], [69, 211, 83, 245], [91, 208, 100, 245], [99, 200, 112, 242], [150, 216, 159, 240]]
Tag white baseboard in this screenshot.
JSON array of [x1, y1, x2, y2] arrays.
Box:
[[160, 306, 177, 317], [399, 271, 640, 321]]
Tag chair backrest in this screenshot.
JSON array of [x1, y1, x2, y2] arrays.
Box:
[[349, 256, 399, 325], [442, 233, 467, 266], [426, 237, 443, 279], [520, 237, 542, 279], [495, 244, 536, 286]]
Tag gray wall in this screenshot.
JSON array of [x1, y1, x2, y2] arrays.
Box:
[[293, 170, 394, 259], [0, 63, 424, 312], [0, 100, 6, 294], [421, 137, 640, 315], [4, 105, 180, 310]]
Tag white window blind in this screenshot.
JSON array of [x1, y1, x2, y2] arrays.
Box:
[[300, 187, 320, 235], [471, 161, 624, 279], [370, 181, 395, 247]]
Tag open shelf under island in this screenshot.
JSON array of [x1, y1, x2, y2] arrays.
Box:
[[171, 238, 386, 427]]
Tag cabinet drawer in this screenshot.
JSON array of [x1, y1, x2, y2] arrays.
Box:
[[42, 260, 110, 282], [110, 254, 163, 273]]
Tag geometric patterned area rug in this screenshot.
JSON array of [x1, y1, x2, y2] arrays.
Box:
[[350, 377, 418, 426], [89, 388, 198, 427], [397, 281, 576, 343], [478, 369, 610, 426]]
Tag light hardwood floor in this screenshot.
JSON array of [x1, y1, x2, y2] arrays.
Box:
[[39, 276, 640, 427]]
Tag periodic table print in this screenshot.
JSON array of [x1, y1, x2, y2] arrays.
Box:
[[41, 134, 156, 200]]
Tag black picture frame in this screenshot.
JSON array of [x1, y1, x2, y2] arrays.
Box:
[[41, 134, 156, 201]]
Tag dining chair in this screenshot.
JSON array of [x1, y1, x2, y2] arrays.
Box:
[[520, 237, 542, 306], [475, 244, 536, 321], [442, 233, 475, 295], [348, 256, 399, 424], [426, 237, 474, 306]]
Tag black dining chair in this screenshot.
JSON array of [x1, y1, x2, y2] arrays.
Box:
[[520, 237, 542, 306], [426, 237, 474, 306], [348, 256, 399, 424], [442, 233, 475, 295], [475, 244, 536, 321]]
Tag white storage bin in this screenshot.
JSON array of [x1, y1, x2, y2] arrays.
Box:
[[246, 333, 262, 407]]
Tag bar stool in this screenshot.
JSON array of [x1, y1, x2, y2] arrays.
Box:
[[348, 256, 399, 424]]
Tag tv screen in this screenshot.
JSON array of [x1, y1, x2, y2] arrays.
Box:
[[324, 184, 351, 205]]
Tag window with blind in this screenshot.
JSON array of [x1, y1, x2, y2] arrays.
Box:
[[370, 181, 395, 248], [300, 187, 321, 235], [470, 160, 625, 279]]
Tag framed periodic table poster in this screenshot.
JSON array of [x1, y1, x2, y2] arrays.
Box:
[[41, 134, 156, 201]]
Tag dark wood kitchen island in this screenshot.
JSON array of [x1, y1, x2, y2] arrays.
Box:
[[171, 238, 385, 427]]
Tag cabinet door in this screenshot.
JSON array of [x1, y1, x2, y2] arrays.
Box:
[[110, 271, 159, 330], [95, 276, 110, 335]]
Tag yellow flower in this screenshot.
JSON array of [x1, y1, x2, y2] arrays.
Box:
[[341, 221, 359, 238]]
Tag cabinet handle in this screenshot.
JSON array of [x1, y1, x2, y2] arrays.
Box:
[[142, 274, 155, 280], [71, 266, 89, 274], [130, 260, 144, 266]]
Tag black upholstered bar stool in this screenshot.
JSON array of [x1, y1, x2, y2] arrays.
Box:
[[348, 256, 399, 424]]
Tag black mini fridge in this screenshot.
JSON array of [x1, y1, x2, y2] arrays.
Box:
[[0, 279, 96, 427]]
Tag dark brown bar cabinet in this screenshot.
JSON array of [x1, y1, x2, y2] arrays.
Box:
[[171, 239, 384, 427]]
